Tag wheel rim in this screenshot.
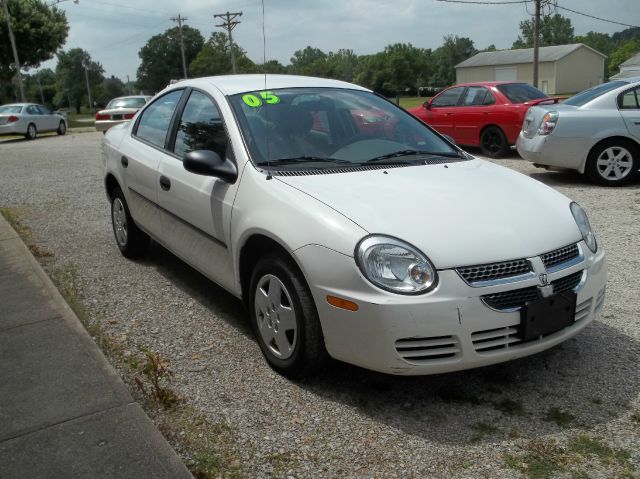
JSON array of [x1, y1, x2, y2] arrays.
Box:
[[112, 198, 128, 246], [596, 146, 633, 181], [254, 274, 297, 360], [28, 125, 35, 137], [59, 122, 66, 134], [482, 129, 503, 154]]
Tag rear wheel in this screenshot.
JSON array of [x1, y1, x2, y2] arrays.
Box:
[[480, 126, 509, 157], [586, 139, 639, 186], [249, 253, 327, 378], [25, 123, 37, 140], [110, 187, 149, 258], [57, 121, 67, 135]]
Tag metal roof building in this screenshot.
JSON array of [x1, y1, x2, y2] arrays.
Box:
[[611, 51, 640, 79], [455, 44, 606, 94]]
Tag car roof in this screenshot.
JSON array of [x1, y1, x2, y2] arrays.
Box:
[[110, 95, 151, 100], [167, 74, 371, 96], [448, 81, 532, 88], [1, 103, 38, 107]]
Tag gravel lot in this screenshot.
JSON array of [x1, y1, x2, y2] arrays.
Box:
[[1, 132, 639, 478]]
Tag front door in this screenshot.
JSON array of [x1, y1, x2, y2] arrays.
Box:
[[423, 86, 465, 138], [619, 86, 640, 142]]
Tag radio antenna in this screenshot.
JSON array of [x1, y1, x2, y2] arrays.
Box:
[[261, 0, 272, 180]]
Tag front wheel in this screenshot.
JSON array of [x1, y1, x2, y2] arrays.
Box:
[[249, 254, 327, 378], [25, 123, 37, 140], [480, 126, 509, 158], [57, 121, 67, 135], [585, 140, 639, 186], [110, 187, 149, 258]]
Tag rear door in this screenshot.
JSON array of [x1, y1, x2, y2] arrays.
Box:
[[422, 86, 465, 139], [36, 105, 58, 131], [454, 86, 496, 146], [618, 86, 640, 141]]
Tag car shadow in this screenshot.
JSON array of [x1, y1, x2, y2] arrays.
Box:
[[135, 239, 639, 445]]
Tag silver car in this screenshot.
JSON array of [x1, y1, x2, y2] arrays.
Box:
[[95, 95, 151, 132], [517, 77, 640, 186], [0, 103, 67, 140]]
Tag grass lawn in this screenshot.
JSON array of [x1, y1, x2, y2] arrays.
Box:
[[389, 97, 430, 109], [67, 113, 94, 129]]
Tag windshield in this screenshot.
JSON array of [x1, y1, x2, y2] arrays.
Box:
[[0, 105, 23, 114], [496, 83, 548, 103], [229, 87, 461, 168], [106, 97, 148, 109], [563, 81, 628, 107]]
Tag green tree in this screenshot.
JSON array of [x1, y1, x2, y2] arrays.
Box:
[[189, 31, 255, 77], [55, 48, 104, 113], [289, 46, 329, 76], [609, 38, 640, 77], [431, 35, 476, 86], [325, 49, 359, 82], [136, 25, 204, 93], [24, 68, 56, 106], [261, 59, 287, 74], [512, 14, 574, 48], [94, 75, 126, 107]]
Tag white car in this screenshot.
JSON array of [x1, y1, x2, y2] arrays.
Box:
[[103, 75, 607, 377], [0, 103, 67, 139], [517, 77, 640, 186], [95, 95, 151, 132]]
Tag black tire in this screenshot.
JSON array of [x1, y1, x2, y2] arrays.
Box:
[[57, 121, 67, 136], [480, 126, 509, 158], [585, 139, 639, 186], [110, 187, 150, 258], [25, 123, 37, 140], [249, 253, 327, 378]]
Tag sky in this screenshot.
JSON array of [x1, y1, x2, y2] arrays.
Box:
[[37, 0, 640, 81]]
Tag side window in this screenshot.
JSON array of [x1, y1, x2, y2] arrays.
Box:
[[431, 87, 465, 107], [173, 90, 227, 159], [26, 105, 40, 115], [461, 86, 495, 106], [619, 88, 639, 110], [37, 105, 51, 114], [135, 89, 183, 149]]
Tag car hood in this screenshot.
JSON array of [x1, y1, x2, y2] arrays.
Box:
[[276, 159, 581, 269]]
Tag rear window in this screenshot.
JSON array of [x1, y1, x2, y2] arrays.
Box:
[[106, 97, 148, 109], [0, 105, 23, 114], [563, 81, 628, 107], [496, 83, 547, 103]]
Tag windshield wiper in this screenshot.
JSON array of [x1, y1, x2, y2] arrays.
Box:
[[364, 149, 462, 164], [258, 156, 351, 166]]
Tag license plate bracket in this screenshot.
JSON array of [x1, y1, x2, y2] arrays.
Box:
[[520, 291, 577, 341]]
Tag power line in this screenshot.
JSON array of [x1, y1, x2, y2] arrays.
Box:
[[556, 5, 640, 29], [434, 0, 528, 4], [214, 11, 243, 74]]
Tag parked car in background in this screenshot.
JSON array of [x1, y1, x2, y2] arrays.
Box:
[[95, 95, 151, 132], [103, 74, 606, 378], [0, 103, 67, 140], [517, 77, 640, 186], [408, 81, 560, 157]]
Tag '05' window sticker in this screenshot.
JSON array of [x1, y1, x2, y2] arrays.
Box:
[[242, 91, 281, 107]]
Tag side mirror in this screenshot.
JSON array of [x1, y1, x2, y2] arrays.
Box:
[[424, 99, 432, 110], [183, 150, 238, 184]]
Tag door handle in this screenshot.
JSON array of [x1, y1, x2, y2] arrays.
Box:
[[159, 176, 171, 191], [121, 156, 129, 168]]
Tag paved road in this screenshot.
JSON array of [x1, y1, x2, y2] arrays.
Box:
[[1, 132, 638, 478]]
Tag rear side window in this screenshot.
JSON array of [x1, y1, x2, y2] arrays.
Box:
[[432, 87, 465, 107], [461, 86, 495, 106], [619, 87, 640, 110], [135, 90, 183, 149], [563, 81, 627, 107], [173, 90, 227, 159], [496, 83, 547, 103]]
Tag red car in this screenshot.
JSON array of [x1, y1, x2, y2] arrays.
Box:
[[408, 81, 560, 157]]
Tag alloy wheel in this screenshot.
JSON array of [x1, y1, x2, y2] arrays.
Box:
[[596, 146, 633, 181], [112, 197, 128, 246]]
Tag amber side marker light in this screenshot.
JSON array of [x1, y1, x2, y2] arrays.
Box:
[[326, 295, 359, 311]]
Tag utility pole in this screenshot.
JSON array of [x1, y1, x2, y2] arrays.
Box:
[[532, 0, 541, 88], [127, 75, 132, 94], [36, 73, 45, 104], [171, 14, 188, 79], [1, 0, 26, 102], [83, 63, 93, 114], [214, 11, 242, 74]]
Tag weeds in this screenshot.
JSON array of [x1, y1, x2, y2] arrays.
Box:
[[543, 407, 575, 428], [130, 347, 181, 409]]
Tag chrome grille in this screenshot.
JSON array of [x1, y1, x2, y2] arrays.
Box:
[[551, 270, 583, 293], [481, 287, 539, 310], [456, 259, 531, 285], [395, 335, 461, 363], [541, 244, 579, 269]]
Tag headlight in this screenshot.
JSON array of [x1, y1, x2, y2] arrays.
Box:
[[570, 202, 597, 253], [355, 235, 438, 294], [537, 111, 558, 135]]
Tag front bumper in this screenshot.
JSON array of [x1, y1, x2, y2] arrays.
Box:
[[295, 242, 607, 375]]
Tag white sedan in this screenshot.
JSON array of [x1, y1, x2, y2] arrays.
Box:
[[95, 95, 151, 132], [103, 75, 607, 377], [517, 77, 640, 186], [0, 103, 67, 139]]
